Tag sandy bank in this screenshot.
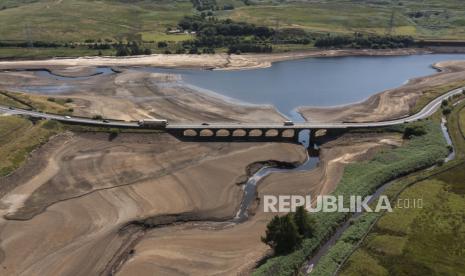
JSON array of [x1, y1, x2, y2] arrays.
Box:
[[0, 48, 431, 71]]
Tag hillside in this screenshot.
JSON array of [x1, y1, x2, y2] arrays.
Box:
[[0, 0, 464, 58]]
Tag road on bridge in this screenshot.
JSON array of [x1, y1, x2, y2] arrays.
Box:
[[0, 87, 463, 130]]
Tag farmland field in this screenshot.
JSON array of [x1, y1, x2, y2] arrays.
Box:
[[339, 103, 465, 276], [0, 0, 464, 44]]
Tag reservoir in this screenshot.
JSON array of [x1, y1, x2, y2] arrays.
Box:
[[5, 54, 465, 119], [142, 54, 465, 117]]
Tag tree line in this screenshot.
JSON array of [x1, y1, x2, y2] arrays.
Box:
[[315, 33, 415, 49], [178, 16, 275, 53]]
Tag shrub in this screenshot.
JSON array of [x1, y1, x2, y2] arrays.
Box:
[[157, 41, 168, 48], [443, 107, 452, 115], [403, 124, 427, 139]]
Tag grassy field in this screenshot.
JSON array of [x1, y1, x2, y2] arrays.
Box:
[[140, 32, 193, 42], [0, 91, 73, 115], [0, 116, 62, 176], [413, 81, 465, 113], [336, 102, 465, 275], [221, 0, 465, 40], [0, 0, 463, 57], [0, 0, 193, 42], [340, 166, 465, 275], [0, 0, 464, 46], [0, 90, 73, 176], [0, 47, 114, 59]]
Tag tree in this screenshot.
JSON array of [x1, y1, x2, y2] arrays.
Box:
[[442, 107, 452, 115], [157, 41, 168, 48], [261, 214, 302, 255], [403, 124, 427, 139], [115, 44, 129, 56], [293, 206, 316, 238]]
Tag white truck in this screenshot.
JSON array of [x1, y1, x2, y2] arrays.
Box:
[[138, 119, 168, 128]]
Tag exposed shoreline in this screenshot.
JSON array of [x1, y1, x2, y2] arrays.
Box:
[[2, 49, 465, 125], [0, 48, 439, 72]]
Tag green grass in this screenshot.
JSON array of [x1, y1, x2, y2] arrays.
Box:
[[341, 177, 465, 276], [141, 32, 193, 42], [342, 249, 389, 276], [0, 47, 114, 59], [338, 101, 465, 276], [221, 0, 465, 40], [0, 0, 193, 42], [0, 90, 73, 176], [254, 119, 449, 276], [0, 91, 73, 115], [413, 81, 465, 113], [0, 116, 62, 176], [223, 3, 409, 35], [0, 0, 464, 52]]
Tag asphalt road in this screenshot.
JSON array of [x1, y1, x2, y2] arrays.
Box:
[[0, 87, 463, 130]]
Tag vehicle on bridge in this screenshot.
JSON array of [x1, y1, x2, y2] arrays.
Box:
[[137, 119, 168, 128], [284, 120, 294, 126]]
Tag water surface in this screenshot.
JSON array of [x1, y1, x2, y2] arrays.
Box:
[[141, 54, 465, 118]]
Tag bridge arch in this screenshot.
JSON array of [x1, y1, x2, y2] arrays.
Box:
[[265, 129, 279, 137], [216, 129, 231, 137], [281, 129, 295, 138], [248, 129, 264, 137], [232, 129, 247, 137], [183, 129, 198, 137], [199, 129, 214, 137]]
